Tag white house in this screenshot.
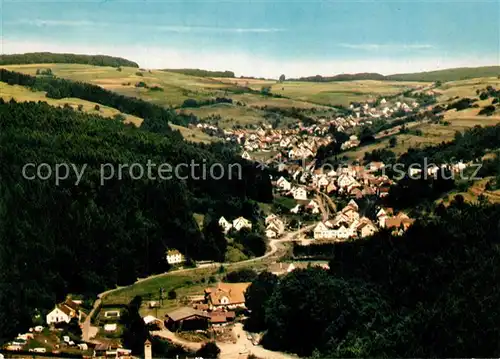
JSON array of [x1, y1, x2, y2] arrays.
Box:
[[306, 200, 321, 214], [276, 176, 292, 191], [292, 187, 308, 201], [341, 205, 360, 222], [337, 174, 357, 189], [46, 306, 72, 325], [357, 218, 378, 238], [317, 176, 330, 188], [266, 217, 285, 238], [290, 204, 302, 214], [280, 138, 291, 148], [346, 199, 359, 211], [166, 249, 185, 265], [314, 222, 336, 240], [335, 225, 354, 240], [241, 151, 252, 160], [233, 217, 252, 231], [218, 216, 233, 233]]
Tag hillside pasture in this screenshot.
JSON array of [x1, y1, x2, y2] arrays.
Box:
[[269, 80, 430, 106], [0, 81, 214, 142], [344, 114, 500, 161], [436, 76, 500, 103], [178, 102, 267, 128], [0, 82, 143, 126], [1, 64, 229, 107]]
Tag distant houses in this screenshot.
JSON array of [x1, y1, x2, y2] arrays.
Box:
[[218, 216, 253, 233]]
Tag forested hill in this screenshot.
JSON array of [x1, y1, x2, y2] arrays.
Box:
[[291, 66, 500, 82], [161, 68, 235, 78], [0, 52, 139, 68], [291, 72, 386, 82], [0, 99, 272, 342], [387, 66, 500, 82]]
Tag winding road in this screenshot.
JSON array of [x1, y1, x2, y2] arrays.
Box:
[[82, 224, 315, 343]]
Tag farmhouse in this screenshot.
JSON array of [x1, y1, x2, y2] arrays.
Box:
[[46, 299, 81, 325], [166, 249, 184, 265], [204, 282, 251, 310]]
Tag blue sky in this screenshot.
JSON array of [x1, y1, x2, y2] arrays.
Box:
[[1, 0, 499, 77]]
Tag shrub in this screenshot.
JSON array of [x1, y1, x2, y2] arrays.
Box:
[[168, 290, 177, 300], [135, 81, 148, 88], [196, 342, 221, 358], [478, 105, 495, 116], [182, 98, 198, 108]]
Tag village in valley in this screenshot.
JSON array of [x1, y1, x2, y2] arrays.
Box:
[[1, 93, 437, 359]]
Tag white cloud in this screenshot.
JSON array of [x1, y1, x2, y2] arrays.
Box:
[[8, 19, 284, 33], [11, 19, 98, 27], [339, 43, 435, 51], [1, 38, 496, 78]]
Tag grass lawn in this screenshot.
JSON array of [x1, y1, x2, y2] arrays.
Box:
[[102, 268, 217, 306]]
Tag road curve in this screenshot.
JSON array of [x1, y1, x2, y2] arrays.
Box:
[[82, 224, 315, 342]]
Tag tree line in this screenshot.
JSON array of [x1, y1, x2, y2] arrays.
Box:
[[0, 52, 139, 68], [161, 69, 235, 78]]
